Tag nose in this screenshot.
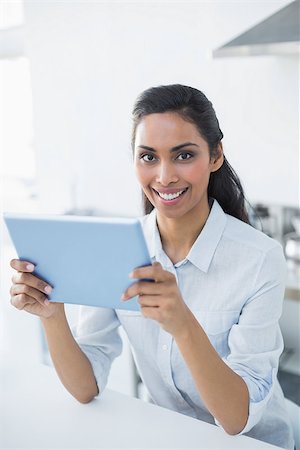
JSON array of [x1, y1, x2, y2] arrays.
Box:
[[155, 161, 179, 186]]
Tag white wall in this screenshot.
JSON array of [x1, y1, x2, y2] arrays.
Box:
[[22, 0, 298, 214]]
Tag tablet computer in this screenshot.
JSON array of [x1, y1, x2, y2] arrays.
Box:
[[4, 213, 152, 311]]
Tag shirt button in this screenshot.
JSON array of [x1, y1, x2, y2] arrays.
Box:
[[162, 344, 167, 351]]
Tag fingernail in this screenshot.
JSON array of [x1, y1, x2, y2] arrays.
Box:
[[44, 299, 50, 306], [128, 272, 134, 279], [44, 285, 52, 294], [26, 264, 35, 271], [121, 293, 126, 301]]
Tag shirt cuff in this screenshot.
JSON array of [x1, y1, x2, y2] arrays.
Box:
[[79, 344, 112, 396]]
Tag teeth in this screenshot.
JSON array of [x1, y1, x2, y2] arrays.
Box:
[[158, 189, 185, 200]]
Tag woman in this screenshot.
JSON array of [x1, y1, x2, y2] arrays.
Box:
[[10, 84, 294, 449]]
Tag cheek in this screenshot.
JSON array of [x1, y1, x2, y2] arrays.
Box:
[[181, 161, 210, 183], [134, 163, 152, 188]]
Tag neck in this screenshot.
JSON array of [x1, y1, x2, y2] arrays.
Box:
[[156, 198, 211, 264]]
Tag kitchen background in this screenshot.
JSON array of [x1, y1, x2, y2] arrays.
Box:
[[0, 0, 299, 407]]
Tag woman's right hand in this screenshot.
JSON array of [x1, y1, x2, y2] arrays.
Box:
[[10, 259, 64, 319]]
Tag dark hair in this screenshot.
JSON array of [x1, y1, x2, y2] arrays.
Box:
[[131, 84, 250, 224]]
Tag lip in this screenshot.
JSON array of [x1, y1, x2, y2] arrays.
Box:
[[152, 187, 189, 205]]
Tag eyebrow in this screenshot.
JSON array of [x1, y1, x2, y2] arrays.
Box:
[[137, 142, 200, 153]]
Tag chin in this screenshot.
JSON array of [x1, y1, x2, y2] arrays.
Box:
[[155, 205, 188, 219]]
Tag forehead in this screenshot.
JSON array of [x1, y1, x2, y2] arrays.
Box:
[[135, 112, 206, 147]]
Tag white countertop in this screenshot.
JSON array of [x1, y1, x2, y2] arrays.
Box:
[[0, 358, 282, 450]]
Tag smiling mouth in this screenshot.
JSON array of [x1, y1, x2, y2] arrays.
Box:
[[152, 188, 188, 201]]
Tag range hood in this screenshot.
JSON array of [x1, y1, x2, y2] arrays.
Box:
[[213, 0, 300, 57]]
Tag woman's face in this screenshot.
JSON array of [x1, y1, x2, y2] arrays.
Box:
[[133, 112, 223, 220]]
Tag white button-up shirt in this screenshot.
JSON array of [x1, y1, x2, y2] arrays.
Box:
[[74, 198, 294, 450]]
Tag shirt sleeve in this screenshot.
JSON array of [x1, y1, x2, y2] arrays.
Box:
[[215, 243, 287, 434], [73, 306, 122, 394]]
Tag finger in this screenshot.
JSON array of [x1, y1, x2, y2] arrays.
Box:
[[129, 264, 154, 280], [140, 305, 161, 322], [11, 293, 39, 311], [10, 259, 35, 272], [11, 272, 52, 295], [138, 295, 161, 308], [130, 262, 169, 283], [10, 283, 47, 306], [122, 280, 162, 300]]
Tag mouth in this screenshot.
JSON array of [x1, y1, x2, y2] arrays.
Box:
[[152, 187, 189, 203]]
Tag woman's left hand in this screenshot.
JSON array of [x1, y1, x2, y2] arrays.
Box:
[[121, 262, 191, 337]]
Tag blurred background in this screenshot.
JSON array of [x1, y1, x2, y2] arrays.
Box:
[[0, 0, 299, 404]]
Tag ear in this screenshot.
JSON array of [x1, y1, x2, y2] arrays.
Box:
[[210, 143, 224, 173]]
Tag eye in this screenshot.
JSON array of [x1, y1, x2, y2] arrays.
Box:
[[141, 154, 157, 162], [176, 152, 193, 161]]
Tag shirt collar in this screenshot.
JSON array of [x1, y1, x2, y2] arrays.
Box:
[[187, 199, 227, 272], [144, 198, 227, 273], [143, 208, 163, 260]]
